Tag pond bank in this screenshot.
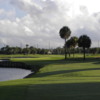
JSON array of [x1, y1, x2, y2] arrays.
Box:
[[0, 59, 40, 70], [24, 72, 35, 78], [0, 59, 43, 81]]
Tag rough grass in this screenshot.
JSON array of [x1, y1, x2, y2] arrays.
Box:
[[0, 54, 100, 100]]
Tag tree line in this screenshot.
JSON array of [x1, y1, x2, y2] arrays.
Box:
[[0, 45, 49, 55], [0, 44, 99, 56]]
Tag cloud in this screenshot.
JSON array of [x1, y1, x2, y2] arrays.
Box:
[[80, 6, 89, 15], [0, 0, 100, 48]]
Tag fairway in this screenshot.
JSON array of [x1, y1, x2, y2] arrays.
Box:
[[0, 54, 100, 100], [0, 0, 100, 100]]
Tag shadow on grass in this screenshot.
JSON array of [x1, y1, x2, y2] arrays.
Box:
[[0, 85, 28, 100], [27, 82, 100, 100], [24, 57, 100, 69], [33, 68, 100, 77], [25, 57, 100, 65], [1, 82, 100, 100], [20, 57, 100, 78]]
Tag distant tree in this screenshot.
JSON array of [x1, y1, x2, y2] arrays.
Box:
[[90, 47, 99, 54], [53, 47, 64, 54], [78, 35, 91, 60], [0, 47, 5, 54], [29, 46, 37, 54], [25, 44, 29, 54], [59, 26, 71, 59], [5, 45, 10, 54], [14, 47, 22, 54]]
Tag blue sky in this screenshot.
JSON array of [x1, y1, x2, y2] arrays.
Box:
[[0, 0, 100, 48], [0, 0, 26, 18]]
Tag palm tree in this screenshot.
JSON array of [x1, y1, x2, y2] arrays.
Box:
[[70, 36, 78, 57], [26, 44, 29, 48], [65, 39, 72, 57], [25, 44, 29, 54], [59, 26, 71, 59], [78, 35, 91, 60]]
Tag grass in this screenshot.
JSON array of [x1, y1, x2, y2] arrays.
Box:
[[0, 54, 100, 100]]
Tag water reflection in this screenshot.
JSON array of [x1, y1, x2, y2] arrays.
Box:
[[0, 68, 32, 81]]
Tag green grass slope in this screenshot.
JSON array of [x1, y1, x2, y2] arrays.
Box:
[[0, 54, 100, 100]]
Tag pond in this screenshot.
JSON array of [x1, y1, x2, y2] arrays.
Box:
[[0, 68, 32, 82]]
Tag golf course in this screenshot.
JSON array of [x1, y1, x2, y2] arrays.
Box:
[[0, 54, 100, 100]]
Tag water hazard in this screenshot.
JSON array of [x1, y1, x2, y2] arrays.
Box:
[[0, 68, 32, 81]]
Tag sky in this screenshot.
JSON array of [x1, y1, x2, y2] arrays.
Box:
[[0, 0, 100, 48]]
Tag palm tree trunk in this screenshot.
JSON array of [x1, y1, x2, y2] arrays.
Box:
[[68, 48, 70, 57], [83, 47, 85, 60], [73, 48, 75, 58], [65, 39, 67, 60]]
